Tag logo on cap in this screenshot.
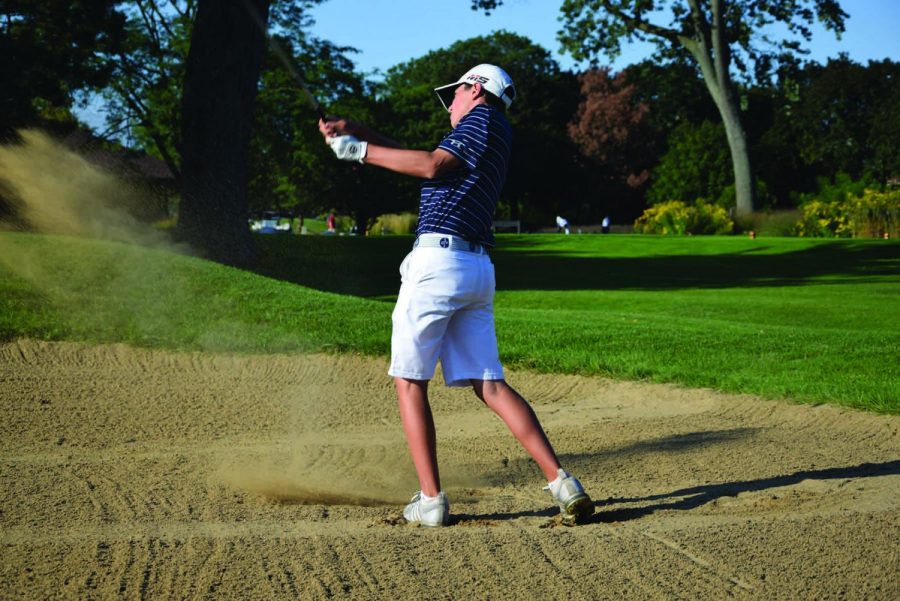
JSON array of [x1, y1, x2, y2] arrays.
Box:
[[439, 237, 449, 248]]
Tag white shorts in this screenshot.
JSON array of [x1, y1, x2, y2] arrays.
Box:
[[389, 236, 504, 386]]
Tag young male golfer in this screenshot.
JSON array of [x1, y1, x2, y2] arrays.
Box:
[[319, 64, 593, 527]]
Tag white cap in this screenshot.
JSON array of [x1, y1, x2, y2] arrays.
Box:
[[434, 64, 516, 111]]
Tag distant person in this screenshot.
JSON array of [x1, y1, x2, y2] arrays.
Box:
[[601, 216, 610, 234], [326, 211, 336, 233], [319, 64, 594, 527], [293, 205, 304, 234], [556, 215, 570, 235]]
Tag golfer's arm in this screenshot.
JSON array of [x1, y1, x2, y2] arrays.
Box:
[[364, 146, 461, 179]]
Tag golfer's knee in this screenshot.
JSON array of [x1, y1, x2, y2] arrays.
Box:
[[395, 377, 428, 399], [471, 379, 509, 404]]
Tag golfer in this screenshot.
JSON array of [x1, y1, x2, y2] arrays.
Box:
[[319, 64, 593, 527]]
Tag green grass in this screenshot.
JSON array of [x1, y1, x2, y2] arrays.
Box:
[[1, 232, 897, 413]]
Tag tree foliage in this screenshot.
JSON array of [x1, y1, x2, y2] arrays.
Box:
[[621, 58, 718, 133], [249, 34, 405, 231], [8, 0, 895, 239], [756, 56, 900, 204], [788, 57, 900, 182], [98, 1, 391, 232], [473, 0, 848, 215], [102, 0, 195, 178], [568, 68, 652, 193], [561, 0, 847, 215], [101, 1, 330, 180], [647, 120, 732, 205], [554, 1, 847, 79], [0, 0, 126, 135]]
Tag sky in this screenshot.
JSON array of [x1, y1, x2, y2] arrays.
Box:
[[308, 0, 900, 76]]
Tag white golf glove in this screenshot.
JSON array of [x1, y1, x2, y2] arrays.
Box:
[[329, 135, 367, 164]]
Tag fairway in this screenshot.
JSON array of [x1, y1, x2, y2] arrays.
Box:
[[1, 340, 897, 599], [3, 232, 897, 411]]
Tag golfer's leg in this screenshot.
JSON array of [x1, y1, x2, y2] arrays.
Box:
[[395, 377, 441, 497], [473, 379, 561, 482]]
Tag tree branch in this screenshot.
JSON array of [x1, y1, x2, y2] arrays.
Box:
[[710, 0, 731, 89], [148, 0, 178, 42], [599, 0, 682, 45], [135, 0, 163, 51], [684, 0, 719, 91]]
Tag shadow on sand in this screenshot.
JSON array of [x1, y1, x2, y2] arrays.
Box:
[[588, 458, 900, 524]]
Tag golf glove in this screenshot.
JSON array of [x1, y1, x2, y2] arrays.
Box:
[[330, 135, 367, 164]]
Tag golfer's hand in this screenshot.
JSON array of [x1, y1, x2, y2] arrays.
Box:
[[319, 117, 358, 138], [319, 117, 340, 139], [329, 135, 368, 163]]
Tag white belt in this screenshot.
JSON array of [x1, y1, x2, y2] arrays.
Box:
[[414, 234, 489, 255]]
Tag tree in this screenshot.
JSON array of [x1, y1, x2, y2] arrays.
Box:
[[0, 0, 126, 136], [789, 57, 900, 183], [568, 67, 653, 220], [472, 0, 848, 215], [176, 0, 271, 265], [248, 33, 398, 232], [101, 0, 195, 179], [102, 1, 329, 181], [647, 120, 733, 205], [756, 57, 900, 203], [103, 1, 374, 233], [621, 58, 718, 134]]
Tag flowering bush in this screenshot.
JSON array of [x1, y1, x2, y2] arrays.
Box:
[[795, 189, 899, 237], [634, 200, 734, 235]]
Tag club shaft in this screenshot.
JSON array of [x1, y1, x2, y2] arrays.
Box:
[[242, 0, 326, 120]]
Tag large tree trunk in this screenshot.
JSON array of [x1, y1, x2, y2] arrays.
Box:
[[694, 57, 755, 215], [716, 93, 754, 215], [177, 0, 270, 266], [684, 0, 755, 216]]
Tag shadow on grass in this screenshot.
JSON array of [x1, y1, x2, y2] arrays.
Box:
[[493, 240, 898, 292], [252, 236, 899, 297]]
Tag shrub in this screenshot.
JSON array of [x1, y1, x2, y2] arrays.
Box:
[[796, 188, 900, 237], [634, 200, 734, 235], [371, 212, 418, 235]]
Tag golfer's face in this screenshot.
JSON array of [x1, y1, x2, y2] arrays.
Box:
[[449, 84, 470, 127]]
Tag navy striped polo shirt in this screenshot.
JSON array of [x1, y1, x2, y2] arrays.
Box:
[[416, 104, 512, 246]]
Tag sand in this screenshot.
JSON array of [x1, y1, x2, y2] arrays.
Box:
[[1, 339, 898, 600]]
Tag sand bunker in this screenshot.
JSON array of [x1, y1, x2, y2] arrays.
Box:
[[1, 339, 898, 599]]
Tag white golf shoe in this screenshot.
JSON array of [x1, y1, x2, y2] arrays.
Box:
[[544, 468, 594, 524], [403, 491, 449, 527]]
